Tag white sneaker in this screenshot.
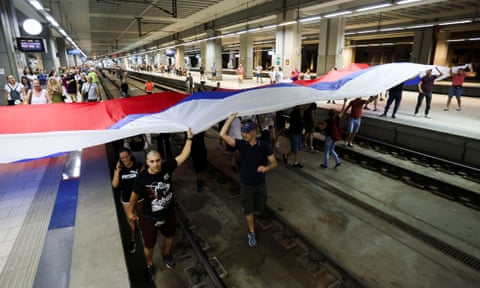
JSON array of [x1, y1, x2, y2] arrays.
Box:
[[425, 114, 431, 118]]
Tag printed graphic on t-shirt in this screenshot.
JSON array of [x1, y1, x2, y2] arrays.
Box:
[[121, 169, 139, 180], [146, 175, 173, 212]]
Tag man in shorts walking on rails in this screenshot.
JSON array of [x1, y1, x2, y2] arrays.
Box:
[[127, 128, 193, 280], [343, 96, 375, 147], [220, 114, 278, 248]]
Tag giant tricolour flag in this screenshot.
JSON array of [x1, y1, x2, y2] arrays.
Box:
[[0, 63, 448, 163]]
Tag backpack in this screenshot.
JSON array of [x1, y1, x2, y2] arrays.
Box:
[[8, 84, 21, 101], [331, 118, 342, 142]]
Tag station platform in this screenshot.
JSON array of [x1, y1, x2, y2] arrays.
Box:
[[126, 69, 480, 140]]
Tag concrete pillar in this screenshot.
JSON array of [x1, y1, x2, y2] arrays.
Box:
[[410, 27, 435, 64], [0, 0, 22, 90], [275, 9, 302, 78], [343, 39, 354, 67], [239, 33, 253, 78], [433, 31, 450, 66], [56, 38, 68, 67], [205, 38, 223, 81], [317, 17, 345, 75], [175, 45, 185, 70], [43, 37, 59, 72]]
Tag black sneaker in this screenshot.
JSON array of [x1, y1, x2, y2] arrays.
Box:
[[293, 162, 303, 168], [320, 164, 328, 169], [282, 154, 288, 164], [128, 240, 136, 254], [146, 265, 154, 281], [248, 232, 257, 247], [163, 253, 176, 269], [335, 162, 342, 168]]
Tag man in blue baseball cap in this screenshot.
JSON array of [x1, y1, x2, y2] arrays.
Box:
[[220, 114, 278, 248]]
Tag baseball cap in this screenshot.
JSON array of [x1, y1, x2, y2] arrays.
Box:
[[241, 121, 256, 133]]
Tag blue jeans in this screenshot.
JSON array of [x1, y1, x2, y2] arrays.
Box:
[[448, 86, 462, 99], [323, 136, 340, 165], [415, 92, 432, 115]]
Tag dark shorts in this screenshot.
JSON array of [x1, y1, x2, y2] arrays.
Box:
[[139, 208, 176, 248], [240, 184, 267, 215], [304, 121, 314, 133]]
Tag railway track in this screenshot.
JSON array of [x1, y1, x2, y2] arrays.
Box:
[[101, 73, 480, 287]]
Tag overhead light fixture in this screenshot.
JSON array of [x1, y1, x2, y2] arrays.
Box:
[[45, 15, 59, 27], [406, 23, 434, 29], [439, 19, 472, 26], [279, 21, 297, 27], [469, 37, 480, 41], [397, 0, 422, 4], [357, 29, 378, 34], [356, 3, 392, 12], [324, 11, 352, 18], [23, 19, 43, 35], [447, 39, 466, 42], [248, 27, 261, 32], [299, 16, 322, 23], [379, 27, 404, 32], [29, 0, 44, 10], [262, 24, 278, 30]]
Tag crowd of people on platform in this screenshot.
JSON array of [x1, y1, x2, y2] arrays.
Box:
[[4, 65, 104, 105]]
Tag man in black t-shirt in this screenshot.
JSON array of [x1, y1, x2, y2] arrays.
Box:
[[127, 128, 193, 280], [220, 115, 277, 248]]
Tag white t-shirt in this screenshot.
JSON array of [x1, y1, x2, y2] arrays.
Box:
[[5, 83, 24, 102], [30, 89, 48, 104], [81, 82, 99, 100]]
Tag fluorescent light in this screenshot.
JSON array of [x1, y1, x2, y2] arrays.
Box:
[[380, 27, 404, 32], [29, 0, 44, 10], [279, 21, 297, 26], [324, 11, 352, 18], [45, 15, 59, 27], [397, 0, 422, 4], [468, 37, 480, 41], [344, 32, 357, 35], [248, 27, 261, 32], [439, 20, 472, 26], [299, 16, 322, 23], [356, 3, 392, 12], [447, 39, 465, 42], [357, 29, 378, 34], [406, 23, 433, 29], [261, 24, 277, 30]]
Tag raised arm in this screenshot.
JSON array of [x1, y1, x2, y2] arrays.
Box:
[[339, 98, 348, 117], [435, 66, 443, 78], [175, 128, 193, 166], [219, 113, 237, 147]]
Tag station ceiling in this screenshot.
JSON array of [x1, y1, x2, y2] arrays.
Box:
[[17, 0, 480, 57]]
